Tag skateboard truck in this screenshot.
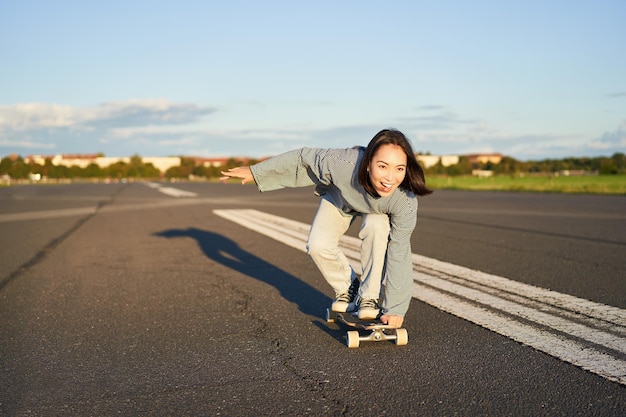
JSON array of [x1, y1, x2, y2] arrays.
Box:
[[326, 308, 408, 348]]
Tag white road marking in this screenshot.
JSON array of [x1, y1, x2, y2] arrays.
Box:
[[145, 182, 198, 198], [0, 183, 199, 224], [214, 208, 626, 386], [0, 207, 98, 223], [157, 187, 198, 198]]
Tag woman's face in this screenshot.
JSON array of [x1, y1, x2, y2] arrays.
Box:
[[367, 144, 407, 197]]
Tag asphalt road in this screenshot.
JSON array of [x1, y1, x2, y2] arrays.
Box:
[[1, 182, 624, 416]]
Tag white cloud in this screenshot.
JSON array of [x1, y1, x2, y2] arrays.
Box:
[[219, 128, 309, 141], [399, 106, 480, 131], [0, 99, 215, 132], [588, 121, 626, 151], [0, 138, 56, 150], [0, 103, 78, 130], [109, 125, 198, 139], [0, 99, 219, 156]]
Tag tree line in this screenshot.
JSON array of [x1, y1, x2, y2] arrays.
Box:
[[0, 155, 260, 180], [424, 153, 625, 176], [1, 153, 624, 181]]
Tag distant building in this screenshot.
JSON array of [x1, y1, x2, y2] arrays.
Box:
[[93, 156, 130, 168], [416, 154, 460, 168], [465, 153, 503, 165], [185, 156, 264, 168], [137, 157, 181, 173], [186, 157, 230, 168], [416, 153, 504, 170], [472, 169, 494, 178], [25, 154, 181, 173], [416, 155, 439, 168], [27, 154, 99, 168]]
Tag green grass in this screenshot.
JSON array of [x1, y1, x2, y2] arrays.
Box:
[[426, 174, 626, 195]]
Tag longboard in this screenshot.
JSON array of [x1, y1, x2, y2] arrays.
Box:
[[326, 309, 408, 348]]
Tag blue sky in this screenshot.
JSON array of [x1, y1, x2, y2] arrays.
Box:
[[1, 1, 624, 160]]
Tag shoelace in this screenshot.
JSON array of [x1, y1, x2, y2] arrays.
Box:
[[359, 299, 378, 309], [336, 292, 351, 303]]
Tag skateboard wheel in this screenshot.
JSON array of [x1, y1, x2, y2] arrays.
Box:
[[347, 330, 360, 348], [395, 328, 408, 346], [326, 308, 336, 323]]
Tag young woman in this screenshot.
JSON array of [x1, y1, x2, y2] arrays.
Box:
[[220, 129, 432, 327]]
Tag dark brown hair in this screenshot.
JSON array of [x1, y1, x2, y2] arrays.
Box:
[[358, 129, 433, 197]]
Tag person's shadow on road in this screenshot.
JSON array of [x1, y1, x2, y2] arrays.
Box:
[[154, 227, 332, 318]]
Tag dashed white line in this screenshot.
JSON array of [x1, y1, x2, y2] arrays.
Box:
[[0, 207, 98, 223], [145, 182, 198, 198]]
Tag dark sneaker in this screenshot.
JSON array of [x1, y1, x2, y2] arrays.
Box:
[[331, 277, 360, 312], [332, 292, 351, 312], [357, 298, 379, 320]]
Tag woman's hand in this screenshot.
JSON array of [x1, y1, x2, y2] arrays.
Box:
[[380, 314, 404, 328], [220, 166, 255, 184]]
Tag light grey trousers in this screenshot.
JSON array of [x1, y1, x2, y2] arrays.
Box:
[[306, 198, 390, 300]]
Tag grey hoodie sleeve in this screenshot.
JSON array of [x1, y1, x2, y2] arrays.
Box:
[[249, 148, 328, 192], [380, 195, 418, 317]]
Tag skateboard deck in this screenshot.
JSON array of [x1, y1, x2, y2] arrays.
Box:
[[326, 308, 408, 348]]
